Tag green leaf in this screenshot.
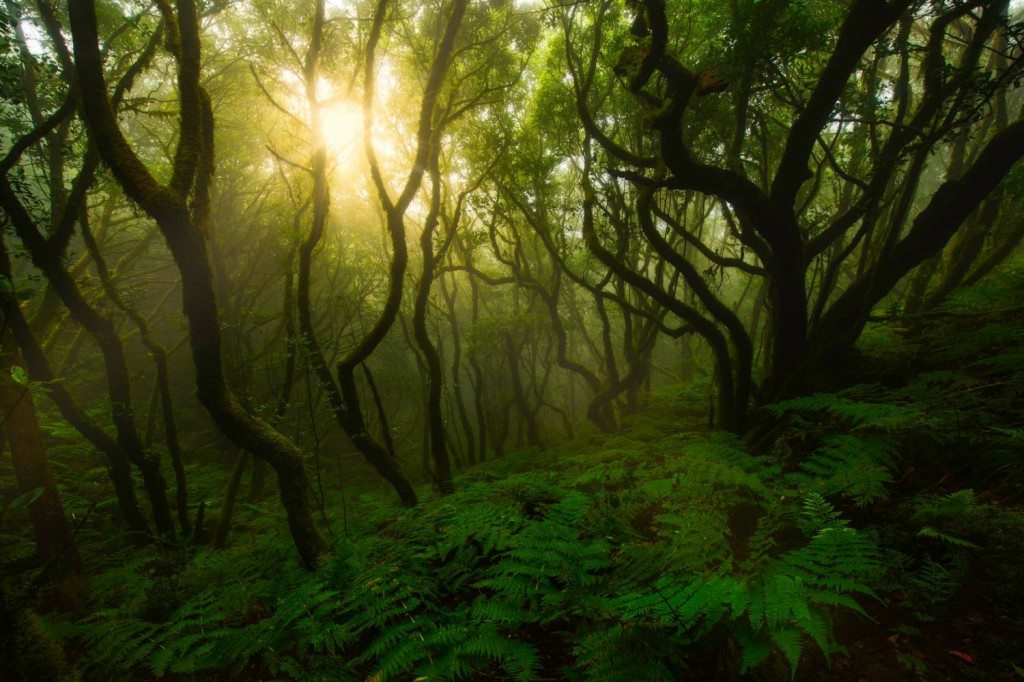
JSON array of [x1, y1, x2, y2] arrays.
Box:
[[735, 624, 773, 673], [769, 627, 804, 677], [5, 487, 45, 513], [916, 526, 979, 549], [10, 365, 29, 387]]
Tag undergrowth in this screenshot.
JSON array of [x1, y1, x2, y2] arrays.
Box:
[[11, 271, 1024, 680], [45, 421, 885, 681]]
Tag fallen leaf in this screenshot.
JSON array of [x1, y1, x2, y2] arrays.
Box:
[[949, 650, 975, 664]]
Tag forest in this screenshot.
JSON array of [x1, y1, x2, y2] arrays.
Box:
[[1, 0, 1023, 679]]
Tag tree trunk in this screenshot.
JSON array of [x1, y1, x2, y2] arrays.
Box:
[[504, 333, 542, 448], [68, 0, 326, 566], [439, 274, 477, 465], [213, 449, 248, 549], [0, 180, 177, 540], [0, 325, 81, 579], [0, 240, 149, 541], [411, 155, 454, 491], [162, 215, 328, 568], [79, 213, 190, 536]]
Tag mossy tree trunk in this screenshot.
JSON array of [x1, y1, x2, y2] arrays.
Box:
[[68, 0, 327, 568]]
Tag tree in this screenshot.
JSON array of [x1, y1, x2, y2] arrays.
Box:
[[554, 0, 1024, 428], [0, 312, 81, 581], [67, 0, 327, 568]]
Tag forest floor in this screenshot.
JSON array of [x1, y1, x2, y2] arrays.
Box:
[[799, 466, 1024, 682], [793, 287, 1024, 681], [7, 276, 1024, 680]]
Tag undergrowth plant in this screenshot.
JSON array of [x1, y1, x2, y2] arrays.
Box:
[[63, 428, 882, 680]]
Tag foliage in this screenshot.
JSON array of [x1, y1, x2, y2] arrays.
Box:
[[53, 426, 883, 680]]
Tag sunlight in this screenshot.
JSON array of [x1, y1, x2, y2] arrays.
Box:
[[314, 59, 402, 180], [320, 100, 364, 169], [317, 96, 404, 186]]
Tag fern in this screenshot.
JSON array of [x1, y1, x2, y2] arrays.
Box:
[[55, 407, 892, 681], [792, 434, 896, 507], [573, 625, 681, 681], [800, 492, 845, 532], [767, 392, 921, 431]]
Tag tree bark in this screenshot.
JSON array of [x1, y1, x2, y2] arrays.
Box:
[[412, 157, 454, 491], [0, 323, 81, 579], [69, 0, 327, 567], [213, 449, 248, 549], [79, 211, 190, 536], [811, 117, 1024, 358], [503, 333, 542, 448], [439, 273, 477, 464]]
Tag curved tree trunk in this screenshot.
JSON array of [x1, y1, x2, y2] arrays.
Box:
[[293, 1, 418, 505], [809, 117, 1024, 363], [0, 178, 176, 540], [163, 217, 327, 567], [69, 0, 327, 567], [335, 0, 468, 500], [213, 449, 248, 549], [79, 212, 191, 536], [503, 333, 542, 448], [361, 364, 398, 458], [411, 153, 454, 492], [252, 233, 301, 502], [439, 273, 477, 465]]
